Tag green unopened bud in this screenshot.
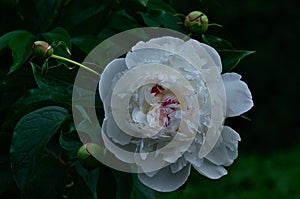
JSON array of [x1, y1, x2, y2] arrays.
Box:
[[184, 11, 209, 34], [32, 41, 54, 59], [77, 143, 102, 170]]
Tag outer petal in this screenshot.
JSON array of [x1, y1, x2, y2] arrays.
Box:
[[102, 113, 132, 145], [192, 159, 227, 179], [222, 73, 253, 117], [205, 126, 240, 166], [185, 39, 222, 72], [132, 36, 185, 52], [98, 58, 127, 110], [200, 43, 222, 72], [138, 164, 191, 192]]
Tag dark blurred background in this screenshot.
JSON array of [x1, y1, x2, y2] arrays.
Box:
[[167, 0, 300, 198], [217, 0, 300, 154]]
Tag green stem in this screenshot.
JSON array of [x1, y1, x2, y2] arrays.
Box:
[[50, 54, 100, 76]]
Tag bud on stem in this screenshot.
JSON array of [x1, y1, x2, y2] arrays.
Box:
[[77, 143, 102, 170], [32, 41, 54, 59], [184, 11, 209, 34]]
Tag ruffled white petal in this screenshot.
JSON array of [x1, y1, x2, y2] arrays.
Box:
[[185, 39, 222, 72], [138, 164, 191, 192], [222, 73, 253, 117], [192, 159, 227, 179], [132, 36, 185, 52], [98, 58, 127, 110], [102, 113, 132, 145], [200, 43, 222, 72], [205, 126, 240, 166], [170, 157, 188, 173]]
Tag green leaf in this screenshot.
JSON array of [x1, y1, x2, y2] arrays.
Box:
[[59, 1, 107, 31], [202, 35, 234, 50], [107, 10, 139, 32], [31, 63, 73, 105], [138, 0, 150, 7], [0, 30, 35, 74], [59, 130, 82, 156], [1, 88, 57, 132], [220, 49, 255, 72], [113, 171, 133, 199], [74, 162, 100, 198], [131, 174, 158, 199], [139, 11, 183, 31], [147, 0, 176, 13], [22, 152, 68, 198], [41, 27, 72, 63], [72, 35, 102, 54], [0, 162, 17, 195], [139, 12, 162, 27], [42, 27, 71, 48], [34, 0, 62, 29], [10, 106, 70, 191], [0, 30, 30, 52], [160, 12, 184, 31], [8, 33, 35, 74]]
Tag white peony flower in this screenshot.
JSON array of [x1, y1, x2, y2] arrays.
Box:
[[98, 36, 253, 192]]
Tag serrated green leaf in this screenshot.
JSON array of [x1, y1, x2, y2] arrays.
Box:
[[202, 35, 234, 50], [10, 106, 70, 191], [220, 49, 255, 72], [131, 174, 158, 199]]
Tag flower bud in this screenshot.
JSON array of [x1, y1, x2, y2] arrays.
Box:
[[77, 143, 102, 170], [32, 41, 54, 59], [184, 11, 209, 34]]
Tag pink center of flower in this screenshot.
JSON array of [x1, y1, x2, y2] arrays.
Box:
[[151, 84, 179, 127], [151, 84, 165, 96]]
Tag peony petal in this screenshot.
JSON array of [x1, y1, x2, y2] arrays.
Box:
[[192, 159, 227, 179], [102, 113, 132, 145], [185, 39, 222, 72], [125, 48, 174, 69], [132, 36, 185, 52], [205, 126, 240, 166], [138, 164, 191, 192], [98, 58, 127, 109], [200, 43, 222, 72], [222, 126, 241, 151], [170, 157, 188, 173], [222, 73, 253, 117]]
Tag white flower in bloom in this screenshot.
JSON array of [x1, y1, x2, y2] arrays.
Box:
[[99, 36, 253, 192]]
